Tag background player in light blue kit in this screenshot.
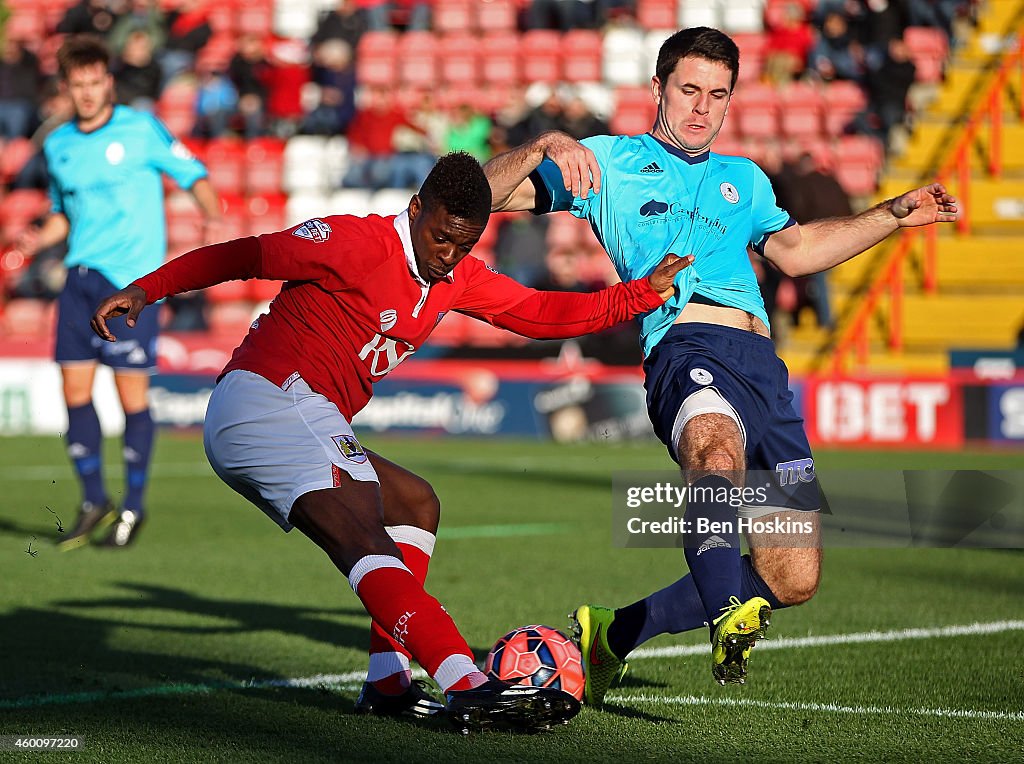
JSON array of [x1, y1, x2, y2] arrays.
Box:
[[14, 36, 222, 549], [484, 26, 960, 701]]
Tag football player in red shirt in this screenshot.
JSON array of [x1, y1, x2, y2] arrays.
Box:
[[91, 152, 692, 733]]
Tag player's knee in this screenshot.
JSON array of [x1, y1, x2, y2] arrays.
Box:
[[407, 480, 441, 531], [774, 570, 820, 606]]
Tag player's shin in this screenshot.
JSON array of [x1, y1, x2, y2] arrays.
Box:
[[349, 555, 486, 693], [365, 526, 436, 695], [123, 408, 154, 514], [683, 474, 743, 630], [67, 402, 108, 506]]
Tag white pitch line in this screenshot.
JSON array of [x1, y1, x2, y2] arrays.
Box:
[[629, 620, 1024, 660], [607, 694, 1024, 722]]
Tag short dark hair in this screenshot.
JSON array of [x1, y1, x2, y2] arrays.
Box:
[[57, 35, 110, 80], [418, 152, 491, 226], [656, 27, 740, 91]]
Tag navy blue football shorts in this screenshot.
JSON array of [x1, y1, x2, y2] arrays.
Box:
[[644, 323, 819, 516], [56, 265, 158, 371]]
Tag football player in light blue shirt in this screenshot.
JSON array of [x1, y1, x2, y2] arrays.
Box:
[[485, 26, 960, 701], [14, 36, 222, 549]]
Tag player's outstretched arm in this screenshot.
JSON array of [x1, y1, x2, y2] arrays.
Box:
[[462, 253, 693, 340], [484, 130, 600, 212], [764, 183, 960, 277]]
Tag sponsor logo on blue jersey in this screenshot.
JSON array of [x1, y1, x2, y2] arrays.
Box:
[[639, 199, 669, 217]]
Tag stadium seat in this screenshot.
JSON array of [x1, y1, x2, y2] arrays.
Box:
[[611, 86, 656, 136], [904, 27, 949, 60], [678, 0, 719, 29], [283, 136, 330, 194], [237, 0, 273, 36], [273, 0, 317, 39], [427, 310, 471, 345], [285, 191, 332, 227], [0, 189, 48, 239], [244, 138, 285, 195], [562, 30, 603, 83], [834, 162, 878, 196], [439, 33, 480, 86], [356, 31, 399, 86], [822, 80, 867, 135], [204, 138, 247, 195], [245, 193, 288, 235], [603, 28, 648, 87], [521, 30, 563, 84], [733, 82, 779, 139], [207, 0, 238, 35], [323, 135, 350, 189], [0, 298, 50, 339], [836, 134, 884, 169], [433, 0, 474, 33], [481, 33, 520, 86], [208, 300, 257, 336], [4, 7, 45, 42], [165, 192, 204, 250], [370, 189, 414, 217], [397, 32, 439, 89], [913, 55, 944, 84], [195, 33, 236, 74], [328, 189, 374, 218], [778, 82, 824, 139], [475, 0, 517, 32], [721, 0, 764, 33], [216, 194, 250, 241], [637, 0, 678, 31]]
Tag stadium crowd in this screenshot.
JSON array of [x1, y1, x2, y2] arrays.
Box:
[[0, 0, 973, 345]]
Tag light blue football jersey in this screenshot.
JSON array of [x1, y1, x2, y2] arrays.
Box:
[[533, 133, 794, 356], [44, 105, 208, 288]]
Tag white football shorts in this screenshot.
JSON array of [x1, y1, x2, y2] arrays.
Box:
[[203, 369, 379, 531]]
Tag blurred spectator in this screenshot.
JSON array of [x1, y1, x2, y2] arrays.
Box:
[[857, 36, 916, 141], [160, 0, 212, 84], [302, 40, 357, 136], [0, 37, 42, 139], [855, 0, 911, 70], [906, 0, 964, 40], [763, 1, 814, 84], [57, 0, 119, 37], [494, 213, 548, 286], [527, 0, 597, 31], [262, 37, 311, 138], [12, 81, 74, 191], [809, 11, 864, 81], [360, 1, 430, 32], [532, 247, 606, 293], [343, 85, 432, 189], [560, 92, 609, 140], [409, 90, 450, 157], [109, 0, 167, 56], [193, 70, 238, 138], [509, 84, 566, 145], [312, 0, 367, 51], [164, 292, 209, 331], [228, 34, 270, 139], [443, 103, 492, 162], [114, 29, 162, 111]]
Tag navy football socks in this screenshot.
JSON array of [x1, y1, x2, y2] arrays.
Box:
[[683, 474, 743, 628], [123, 408, 154, 515], [609, 555, 786, 658], [66, 402, 107, 506]]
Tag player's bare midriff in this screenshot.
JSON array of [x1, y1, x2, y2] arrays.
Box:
[[674, 302, 771, 339]]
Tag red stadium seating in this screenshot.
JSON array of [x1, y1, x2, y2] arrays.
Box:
[[397, 32, 438, 89], [475, 0, 518, 32], [244, 138, 285, 195], [439, 33, 480, 86], [733, 82, 779, 139], [433, 0, 474, 33], [520, 30, 563, 84], [0, 190, 48, 240], [236, 0, 273, 36], [637, 0, 677, 30], [834, 162, 878, 196], [562, 31, 603, 83], [204, 139, 247, 195], [0, 139, 35, 185], [822, 80, 867, 135], [611, 86, 656, 136], [196, 33, 236, 74], [216, 194, 250, 241], [481, 32, 520, 85], [778, 82, 824, 139], [245, 193, 287, 235]]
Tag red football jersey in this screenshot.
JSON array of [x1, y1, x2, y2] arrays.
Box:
[[134, 213, 664, 418]]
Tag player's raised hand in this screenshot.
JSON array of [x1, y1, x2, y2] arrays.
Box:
[[648, 253, 695, 300], [537, 130, 602, 199], [890, 183, 960, 227], [91, 284, 147, 342]]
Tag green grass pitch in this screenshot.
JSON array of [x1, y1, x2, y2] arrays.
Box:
[[1, 433, 1022, 762]]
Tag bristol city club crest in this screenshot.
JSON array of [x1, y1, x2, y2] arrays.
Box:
[[292, 218, 332, 243], [331, 434, 367, 463]]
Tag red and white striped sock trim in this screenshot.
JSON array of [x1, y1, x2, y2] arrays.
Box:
[[432, 654, 487, 694], [386, 525, 436, 557]]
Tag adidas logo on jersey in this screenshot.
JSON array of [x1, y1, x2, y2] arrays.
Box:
[[640, 162, 663, 174]]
